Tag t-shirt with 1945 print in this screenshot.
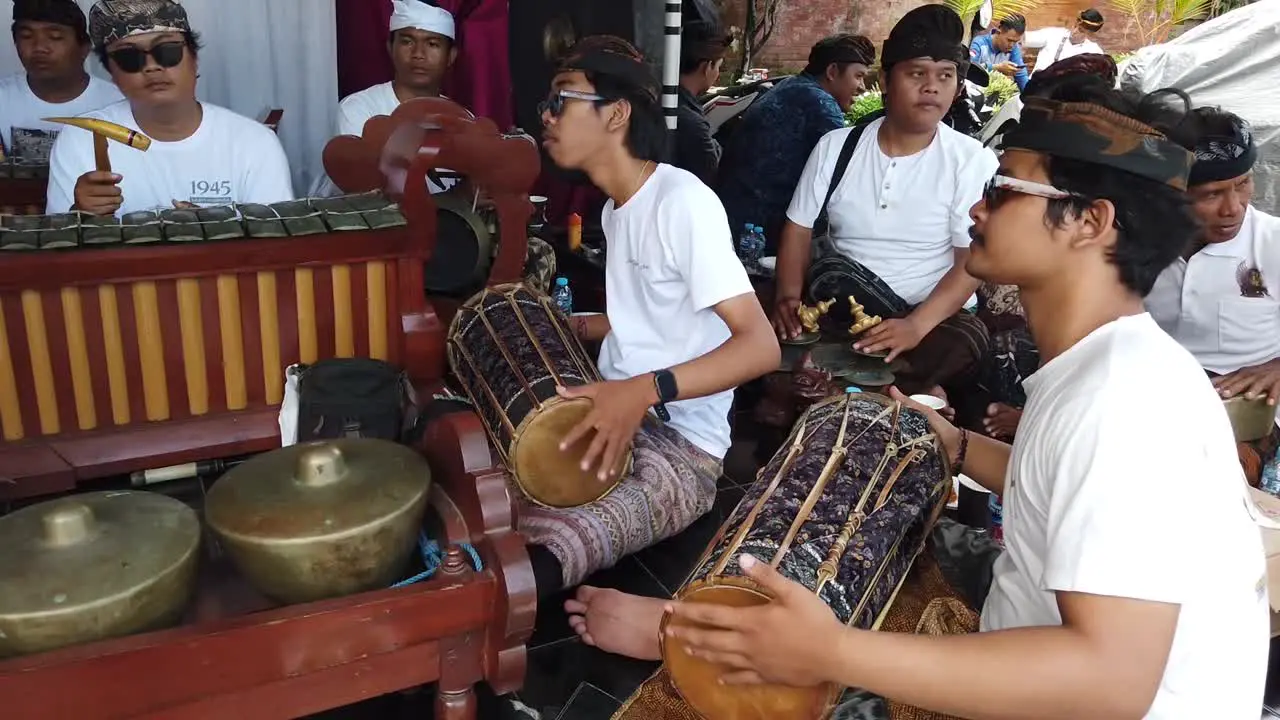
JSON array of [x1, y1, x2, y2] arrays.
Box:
[[45, 100, 295, 216]]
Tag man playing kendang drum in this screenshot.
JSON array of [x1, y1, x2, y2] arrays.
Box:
[[1146, 107, 1280, 486], [46, 0, 294, 216], [1, 0, 122, 162], [772, 5, 997, 396], [525, 36, 779, 595], [576, 76, 1269, 718]]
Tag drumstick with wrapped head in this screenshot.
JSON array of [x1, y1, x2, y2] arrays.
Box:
[[42, 117, 152, 174]]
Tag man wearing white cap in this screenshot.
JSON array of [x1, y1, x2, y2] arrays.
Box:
[[332, 0, 465, 194]]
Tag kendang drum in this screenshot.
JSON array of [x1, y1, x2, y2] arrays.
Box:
[[661, 393, 950, 719], [448, 283, 631, 508]]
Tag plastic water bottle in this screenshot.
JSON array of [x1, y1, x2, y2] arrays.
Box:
[[752, 225, 767, 257], [737, 223, 755, 264], [1262, 449, 1280, 496], [552, 277, 573, 316]]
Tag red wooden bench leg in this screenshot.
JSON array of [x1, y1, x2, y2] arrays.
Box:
[[436, 687, 477, 720]]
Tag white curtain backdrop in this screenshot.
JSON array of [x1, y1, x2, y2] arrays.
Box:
[[0, 0, 338, 195]]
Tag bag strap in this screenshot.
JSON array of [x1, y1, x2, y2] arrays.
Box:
[[814, 121, 871, 234]]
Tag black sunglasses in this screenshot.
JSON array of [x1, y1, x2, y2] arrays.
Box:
[[537, 90, 605, 118], [108, 41, 186, 74]]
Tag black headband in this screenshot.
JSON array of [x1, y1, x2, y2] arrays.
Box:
[[1001, 97, 1195, 190], [881, 6, 968, 70], [559, 38, 660, 101], [1077, 12, 1104, 31], [1189, 118, 1257, 186]]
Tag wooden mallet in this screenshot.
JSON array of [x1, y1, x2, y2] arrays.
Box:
[[43, 116, 152, 173]]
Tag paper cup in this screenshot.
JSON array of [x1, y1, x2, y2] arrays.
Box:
[[908, 394, 948, 411]]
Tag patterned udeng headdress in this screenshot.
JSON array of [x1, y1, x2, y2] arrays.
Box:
[[1000, 96, 1195, 190], [88, 0, 190, 50]]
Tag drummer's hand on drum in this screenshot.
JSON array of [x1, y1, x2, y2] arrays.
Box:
[[891, 387, 963, 463], [664, 554, 842, 687], [852, 317, 925, 363], [771, 296, 803, 340], [1213, 359, 1280, 405], [73, 170, 123, 216], [557, 377, 654, 481]]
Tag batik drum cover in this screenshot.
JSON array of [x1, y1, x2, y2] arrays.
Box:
[[661, 393, 950, 720], [447, 283, 631, 507]]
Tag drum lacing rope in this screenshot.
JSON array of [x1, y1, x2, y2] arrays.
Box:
[[390, 531, 484, 588], [432, 387, 472, 405]]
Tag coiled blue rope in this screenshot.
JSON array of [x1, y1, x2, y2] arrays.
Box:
[[390, 531, 484, 588]]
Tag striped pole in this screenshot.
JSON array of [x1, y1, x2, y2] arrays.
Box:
[[662, 0, 682, 131]]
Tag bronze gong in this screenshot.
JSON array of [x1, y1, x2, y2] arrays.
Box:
[[205, 439, 431, 605], [0, 491, 201, 658]]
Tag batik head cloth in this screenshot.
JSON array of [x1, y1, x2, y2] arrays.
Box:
[[1188, 110, 1257, 186], [558, 35, 660, 101], [1000, 96, 1195, 190], [88, 0, 189, 49], [881, 4, 969, 71], [389, 0, 454, 41]]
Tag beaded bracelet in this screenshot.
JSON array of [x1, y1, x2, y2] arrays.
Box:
[[954, 428, 970, 476]]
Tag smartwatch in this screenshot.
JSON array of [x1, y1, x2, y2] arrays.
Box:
[[652, 369, 678, 422]]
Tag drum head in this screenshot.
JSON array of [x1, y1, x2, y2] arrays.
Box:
[[662, 583, 835, 719], [511, 396, 627, 508]]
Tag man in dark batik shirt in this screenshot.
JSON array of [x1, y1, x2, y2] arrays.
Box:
[[672, 21, 731, 185], [715, 35, 873, 252]]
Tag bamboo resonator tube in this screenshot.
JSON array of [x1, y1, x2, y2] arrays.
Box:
[[43, 116, 152, 174]]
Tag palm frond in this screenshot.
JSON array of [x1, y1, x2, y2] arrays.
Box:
[[943, 0, 988, 22], [991, 0, 1043, 20]]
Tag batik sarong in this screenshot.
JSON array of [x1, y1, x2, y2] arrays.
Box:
[[518, 416, 722, 587]]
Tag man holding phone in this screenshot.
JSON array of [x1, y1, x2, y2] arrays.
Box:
[[969, 13, 1028, 90]]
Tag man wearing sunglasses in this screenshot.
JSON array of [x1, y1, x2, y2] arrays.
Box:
[[651, 77, 1265, 720], [1145, 107, 1280, 488], [520, 36, 777, 629], [1, 0, 122, 163], [45, 0, 294, 216]]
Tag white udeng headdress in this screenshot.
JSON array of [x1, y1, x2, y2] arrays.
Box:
[[389, 1, 455, 40]]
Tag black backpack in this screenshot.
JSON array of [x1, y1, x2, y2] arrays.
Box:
[[295, 358, 419, 443]]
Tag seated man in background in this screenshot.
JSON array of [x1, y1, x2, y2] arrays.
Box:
[[325, 0, 466, 196], [716, 34, 874, 252], [46, 0, 294, 215], [1024, 8, 1105, 75], [671, 20, 731, 185], [1, 0, 122, 162], [969, 13, 1028, 91], [773, 6, 997, 397], [1146, 107, 1280, 486]]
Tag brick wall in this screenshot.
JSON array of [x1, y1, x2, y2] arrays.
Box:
[[717, 0, 1145, 74]]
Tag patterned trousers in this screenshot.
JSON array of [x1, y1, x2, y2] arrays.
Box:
[[518, 417, 723, 588]]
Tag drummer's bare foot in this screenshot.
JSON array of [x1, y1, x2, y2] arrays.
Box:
[[983, 403, 1023, 440], [564, 586, 665, 661]]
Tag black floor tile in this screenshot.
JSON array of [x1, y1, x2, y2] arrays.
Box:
[[529, 555, 671, 649], [634, 485, 746, 595], [556, 683, 621, 720], [519, 638, 658, 716]]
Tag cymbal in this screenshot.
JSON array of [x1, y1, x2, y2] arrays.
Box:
[[205, 438, 431, 542], [0, 491, 201, 657]]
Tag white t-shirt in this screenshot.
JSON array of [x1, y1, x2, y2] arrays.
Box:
[[982, 313, 1268, 719], [333, 81, 469, 195], [0, 73, 123, 162], [46, 100, 295, 216], [1024, 28, 1105, 74], [1146, 206, 1280, 376], [786, 118, 998, 305], [597, 163, 755, 459]]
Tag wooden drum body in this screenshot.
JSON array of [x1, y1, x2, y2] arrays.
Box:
[[662, 393, 950, 719], [447, 283, 630, 508]]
